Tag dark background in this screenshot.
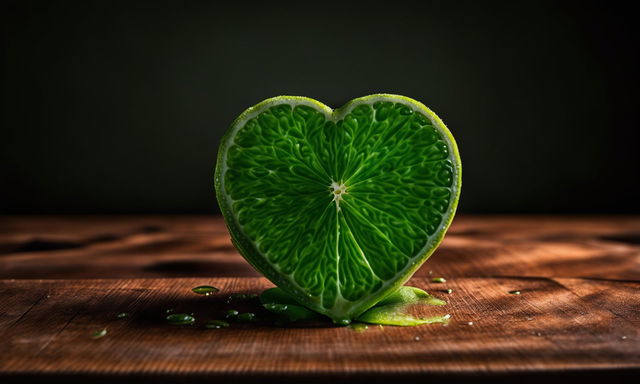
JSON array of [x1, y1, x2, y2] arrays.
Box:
[[1, 0, 638, 214]]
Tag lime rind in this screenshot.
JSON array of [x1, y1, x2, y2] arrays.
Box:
[[215, 94, 461, 323]]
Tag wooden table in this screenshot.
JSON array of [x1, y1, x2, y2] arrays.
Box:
[[0, 215, 638, 383]]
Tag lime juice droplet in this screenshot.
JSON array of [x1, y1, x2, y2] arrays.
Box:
[[348, 323, 369, 332], [92, 329, 107, 339], [237, 312, 255, 322], [225, 309, 239, 318], [204, 320, 230, 329], [166, 313, 196, 325], [192, 285, 219, 295]]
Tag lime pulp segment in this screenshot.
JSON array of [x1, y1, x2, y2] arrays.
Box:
[[215, 95, 461, 322]]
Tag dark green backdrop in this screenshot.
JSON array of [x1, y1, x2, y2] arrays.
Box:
[[1, 1, 638, 214]]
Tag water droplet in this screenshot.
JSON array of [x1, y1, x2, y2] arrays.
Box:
[[466, 321, 474, 326], [264, 303, 288, 311], [92, 329, 107, 339], [166, 313, 196, 325], [204, 320, 230, 329], [226, 293, 257, 303], [621, 336, 628, 340], [117, 312, 129, 319], [414, 336, 421, 341], [335, 318, 351, 326], [237, 312, 255, 322], [508, 290, 521, 295], [431, 277, 447, 283], [534, 331, 542, 337], [225, 309, 239, 318], [192, 285, 219, 296], [166, 308, 174, 314], [526, 316, 535, 321], [348, 323, 368, 332], [442, 289, 453, 294]]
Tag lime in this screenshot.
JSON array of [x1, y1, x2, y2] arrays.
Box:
[[215, 94, 461, 323]]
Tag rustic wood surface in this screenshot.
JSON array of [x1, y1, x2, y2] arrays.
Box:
[[1, 215, 638, 280], [0, 215, 638, 382]]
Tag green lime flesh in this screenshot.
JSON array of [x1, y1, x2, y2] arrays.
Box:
[[357, 286, 449, 326], [215, 94, 461, 323]]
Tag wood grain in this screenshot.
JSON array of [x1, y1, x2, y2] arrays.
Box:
[[0, 277, 638, 381], [0, 215, 638, 279], [0, 215, 638, 382]]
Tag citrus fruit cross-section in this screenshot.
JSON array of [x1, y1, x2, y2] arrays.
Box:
[[215, 94, 461, 324]]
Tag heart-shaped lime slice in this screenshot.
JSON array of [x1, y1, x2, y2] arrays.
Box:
[[215, 94, 461, 324]]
